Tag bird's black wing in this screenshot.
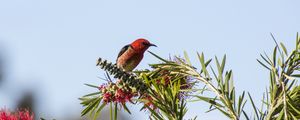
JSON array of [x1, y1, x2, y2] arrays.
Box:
[[117, 44, 131, 61]]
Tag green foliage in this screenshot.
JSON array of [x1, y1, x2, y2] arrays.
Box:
[[136, 53, 192, 120], [159, 52, 247, 120], [80, 34, 300, 120], [248, 33, 300, 120]]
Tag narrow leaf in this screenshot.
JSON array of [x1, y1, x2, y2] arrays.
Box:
[[148, 51, 169, 63], [84, 84, 99, 89], [184, 51, 192, 65], [280, 42, 288, 55], [248, 92, 259, 119], [93, 103, 107, 120], [123, 104, 132, 114], [257, 59, 271, 70]]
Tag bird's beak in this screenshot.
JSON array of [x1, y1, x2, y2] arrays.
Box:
[[149, 43, 157, 47]]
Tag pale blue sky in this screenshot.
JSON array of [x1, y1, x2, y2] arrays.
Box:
[[0, 0, 300, 119]]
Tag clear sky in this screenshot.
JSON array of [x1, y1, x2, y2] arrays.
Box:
[[0, 0, 300, 119]]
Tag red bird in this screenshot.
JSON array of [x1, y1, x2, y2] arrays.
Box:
[[116, 38, 157, 72]]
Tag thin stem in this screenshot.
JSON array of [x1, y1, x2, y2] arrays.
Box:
[[281, 81, 288, 120], [110, 102, 113, 120], [265, 43, 298, 119], [114, 103, 118, 120], [188, 67, 238, 120]]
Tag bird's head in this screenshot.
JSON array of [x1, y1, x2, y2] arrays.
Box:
[[130, 38, 157, 53]]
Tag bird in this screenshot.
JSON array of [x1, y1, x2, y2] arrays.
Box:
[[116, 38, 157, 72]]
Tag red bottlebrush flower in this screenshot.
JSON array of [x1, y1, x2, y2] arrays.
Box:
[[115, 89, 125, 97], [115, 89, 125, 103], [18, 110, 33, 120], [115, 88, 136, 104], [103, 92, 112, 103], [99, 81, 137, 104], [0, 110, 17, 120], [125, 93, 134, 102], [0, 109, 33, 120]]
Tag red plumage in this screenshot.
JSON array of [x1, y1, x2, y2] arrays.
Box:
[[116, 38, 156, 72]]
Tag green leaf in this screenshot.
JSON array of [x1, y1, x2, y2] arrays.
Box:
[[148, 51, 169, 63], [145, 106, 164, 120], [215, 56, 222, 75], [291, 114, 298, 120], [220, 55, 226, 74], [198, 52, 209, 77], [194, 95, 223, 108], [229, 87, 235, 102], [215, 106, 231, 118], [84, 84, 99, 89], [248, 92, 259, 119], [81, 97, 101, 116], [271, 33, 282, 54], [280, 42, 288, 56], [278, 57, 283, 67], [184, 51, 192, 65], [242, 110, 250, 120], [80, 97, 98, 105], [201, 59, 212, 75], [276, 110, 284, 120], [83, 92, 101, 97], [237, 92, 245, 115], [257, 59, 271, 70], [179, 99, 186, 120], [123, 103, 132, 114], [90, 97, 101, 117], [260, 54, 272, 66], [225, 70, 233, 94], [93, 103, 107, 120], [291, 74, 300, 78], [288, 101, 300, 115], [273, 46, 278, 66]]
